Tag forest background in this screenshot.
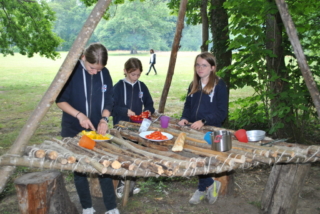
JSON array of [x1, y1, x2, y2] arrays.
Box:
[[2, 0, 320, 144], [1, 0, 320, 211]]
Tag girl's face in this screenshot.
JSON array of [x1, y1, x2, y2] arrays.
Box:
[[195, 57, 215, 80], [82, 56, 104, 75], [125, 69, 141, 83]]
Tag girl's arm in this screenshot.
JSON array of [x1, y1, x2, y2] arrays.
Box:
[[56, 101, 95, 131], [97, 109, 111, 135]]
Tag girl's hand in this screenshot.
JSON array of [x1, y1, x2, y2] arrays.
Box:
[[128, 109, 135, 117], [178, 119, 188, 126], [77, 113, 96, 131], [190, 120, 204, 130], [97, 120, 108, 135]]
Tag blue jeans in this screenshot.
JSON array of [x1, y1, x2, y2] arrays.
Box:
[[198, 175, 214, 191], [74, 171, 117, 210]]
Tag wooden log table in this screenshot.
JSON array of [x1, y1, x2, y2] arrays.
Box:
[[3, 115, 320, 212]]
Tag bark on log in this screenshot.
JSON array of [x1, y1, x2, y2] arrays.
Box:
[[276, 0, 320, 119], [274, 142, 320, 158], [0, 0, 113, 193], [214, 170, 235, 196], [158, 0, 188, 113], [0, 155, 234, 177], [24, 147, 46, 158], [14, 170, 78, 214], [110, 128, 215, 167], [110, 134, 192, 169], [261, 163, 311, 214]]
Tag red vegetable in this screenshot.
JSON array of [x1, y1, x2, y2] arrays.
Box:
[[130, 111, 150, 122], [145, 131, 168, 140]]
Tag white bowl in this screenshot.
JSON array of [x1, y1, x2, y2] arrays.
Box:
[[246, 130, 266, 141]]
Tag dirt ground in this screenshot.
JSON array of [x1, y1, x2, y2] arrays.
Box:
[[1, 163, 319, 214]]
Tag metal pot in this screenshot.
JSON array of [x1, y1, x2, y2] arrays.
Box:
[[210, 130, 232, 152]]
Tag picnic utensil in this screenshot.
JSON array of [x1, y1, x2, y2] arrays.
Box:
[[246, 130, 266, 141], [210, 130, 232, 152], [138, 114, 162, 133]]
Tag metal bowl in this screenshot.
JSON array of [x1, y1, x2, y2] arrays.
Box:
[[246, 130, 266, 141]]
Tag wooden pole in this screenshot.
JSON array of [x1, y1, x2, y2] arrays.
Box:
[[0, 0, 113, 193], [158, 0, 188, 113], [261, 163, 311, 214], [275, 0, 320, 119]]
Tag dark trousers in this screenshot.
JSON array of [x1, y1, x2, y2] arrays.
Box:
[[74, 171, 117, 210], [147, 63, 157, 75], [198, 175, 214, 191]]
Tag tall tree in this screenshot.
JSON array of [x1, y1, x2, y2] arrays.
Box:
[[225, 0, 320, 142], [200, 0, 209, 52], [49, 0, 98, 51], [95, 0, 176, 53], [0, 0, 62, 59]]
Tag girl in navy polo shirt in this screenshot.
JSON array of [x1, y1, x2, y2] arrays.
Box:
[[56, 43, 119, 214], [178, 52, 228, 205], [112, 57, 155, 198]]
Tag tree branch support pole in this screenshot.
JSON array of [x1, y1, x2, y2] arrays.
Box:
[[261, 163, 310, 214], [0, 0, 112, 193], [275, 0, 320, 119], [158, 0, 188, 113]]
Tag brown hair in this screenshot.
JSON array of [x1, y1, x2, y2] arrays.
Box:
[[83, 43, 108, 66], [124, 58, 143, 76], [150, 49, 154, 53], [189, 52, 218, 95]]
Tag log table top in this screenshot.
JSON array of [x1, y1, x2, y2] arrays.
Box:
[[2, 115, 319, 178]]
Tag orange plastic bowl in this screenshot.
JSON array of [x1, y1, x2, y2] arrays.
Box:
[[234, 129, 248, 143], [78, 135, 96, 149]]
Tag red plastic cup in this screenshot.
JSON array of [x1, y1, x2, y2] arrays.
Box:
[[234, 129, 248, 143]]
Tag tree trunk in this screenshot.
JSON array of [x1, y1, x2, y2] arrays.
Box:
[[265, 7, 295, 140], [0, 0, 113, 194], [210, 0, 231, 86], [275, 0, 320, 119], [261, 163, 310, 214], [200, 0, 209, 52], [210, 0, 231, 124], [14, 170, 78, 214], [158, 0, 188, 113]]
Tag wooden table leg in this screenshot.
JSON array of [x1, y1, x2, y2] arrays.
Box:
[[121, 179, 131, 207], [214, 170, 235, 196], [261, 163, 311, 213]]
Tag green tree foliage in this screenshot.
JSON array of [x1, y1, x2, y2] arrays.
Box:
[[180, 24, 202, 51], [0, 0, 62, 59], [224, 0, 320, 142], [48, 0, 99, 51], [95, 0, 176, 52]]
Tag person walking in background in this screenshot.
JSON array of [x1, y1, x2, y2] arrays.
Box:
[[56, 43, 119, 214], [178, 52, 228, 205], [146, 49, 157, 75], [112, 57, 155, 198]]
